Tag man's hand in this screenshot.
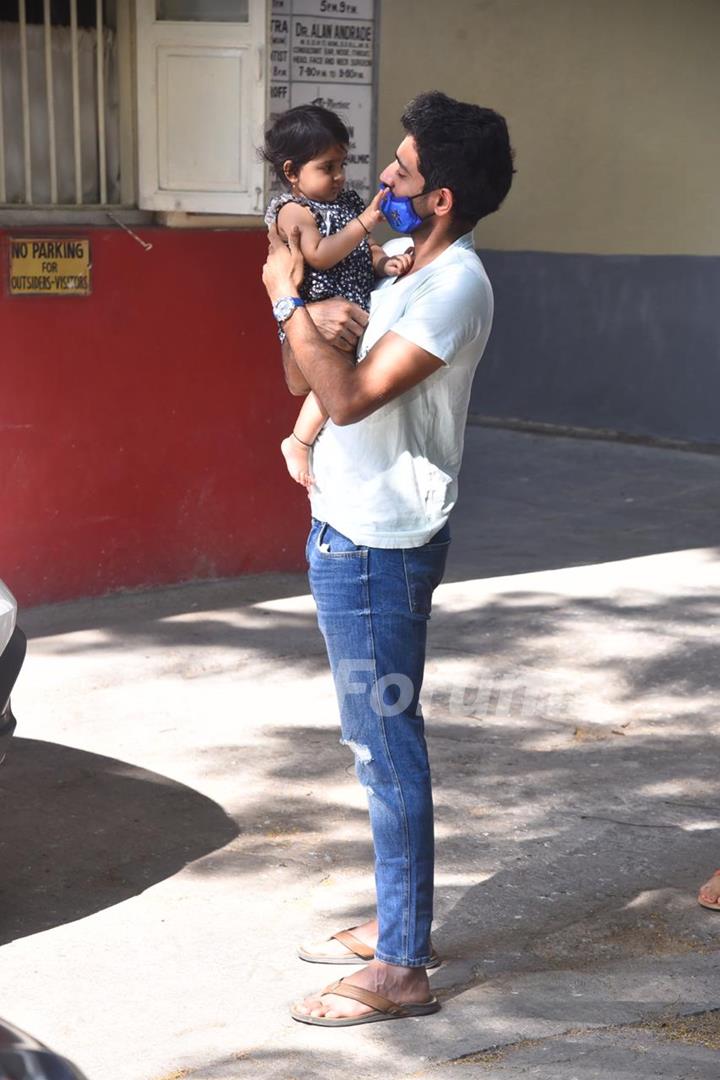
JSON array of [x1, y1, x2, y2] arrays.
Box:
[[262, 222, 304, 301], [307, 298, 369, 353]]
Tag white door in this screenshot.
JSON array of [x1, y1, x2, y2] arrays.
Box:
[[136, 0, 267, 213]]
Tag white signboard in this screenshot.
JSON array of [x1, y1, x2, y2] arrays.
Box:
[[269, 0, 376, 202]]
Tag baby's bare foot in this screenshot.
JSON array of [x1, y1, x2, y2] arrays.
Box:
[[281, 434, 313, 489], [698, 869, 720, 908]]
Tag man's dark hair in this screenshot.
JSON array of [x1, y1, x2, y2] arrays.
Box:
[[401, 91, 515, 230], [261, 105, 350, 186]]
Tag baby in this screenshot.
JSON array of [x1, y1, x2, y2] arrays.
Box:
[[263, 104, 413, 487]]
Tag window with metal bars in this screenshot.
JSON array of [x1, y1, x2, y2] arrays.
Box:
[[0, 0, 121, 207]]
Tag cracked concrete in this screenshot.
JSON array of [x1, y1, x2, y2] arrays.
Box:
[[418, 1008, 720, 1078], [2, 426, 720, 1079]]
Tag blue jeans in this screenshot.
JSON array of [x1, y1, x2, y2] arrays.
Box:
[[307, 518, 450, 967]]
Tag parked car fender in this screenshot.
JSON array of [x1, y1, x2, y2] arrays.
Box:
[[0, 579, 26, 763]]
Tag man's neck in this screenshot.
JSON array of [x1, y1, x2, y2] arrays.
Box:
[[406, 220, 469, 274]]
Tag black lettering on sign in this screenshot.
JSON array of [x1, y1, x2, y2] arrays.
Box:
[[8, 237, 90, 295], [334, 23, 371, 41], [30, 240, 86, 259]]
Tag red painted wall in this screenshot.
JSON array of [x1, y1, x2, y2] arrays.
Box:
[[1, 227, 309, 606]]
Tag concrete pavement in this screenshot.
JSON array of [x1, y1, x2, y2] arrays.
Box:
[[2, 425, 720, 1079]]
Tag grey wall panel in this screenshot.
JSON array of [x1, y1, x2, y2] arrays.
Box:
[[472, 252, 720, 443]]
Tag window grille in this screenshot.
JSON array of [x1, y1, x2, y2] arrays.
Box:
[[0, 0, 121, 207]]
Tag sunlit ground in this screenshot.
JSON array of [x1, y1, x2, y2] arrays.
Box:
[[4, 428, 720, 1078]]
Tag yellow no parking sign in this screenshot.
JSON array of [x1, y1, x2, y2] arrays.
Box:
[[8, 238, 91, 296]]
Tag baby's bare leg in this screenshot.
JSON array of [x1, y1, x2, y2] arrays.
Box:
[[281, 391, 328, 489]]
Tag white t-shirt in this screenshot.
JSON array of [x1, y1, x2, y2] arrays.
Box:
[[309, 232, 493, 548]]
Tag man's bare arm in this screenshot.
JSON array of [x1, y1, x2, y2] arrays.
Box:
[[283, 311, 443, 425], [280, 298, 369, 396]]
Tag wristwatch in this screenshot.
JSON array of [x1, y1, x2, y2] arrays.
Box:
[[272, 296, 305, 325]]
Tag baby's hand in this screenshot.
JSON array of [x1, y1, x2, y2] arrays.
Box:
[[383, 247, 415, 278], [358, 187, 389, 235]]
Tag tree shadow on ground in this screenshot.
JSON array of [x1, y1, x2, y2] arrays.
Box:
[[172, 710, 720, 1073], [0, 739, 238, 945], [183, 1025, 720, 1080], [447, 426, 720, 580]]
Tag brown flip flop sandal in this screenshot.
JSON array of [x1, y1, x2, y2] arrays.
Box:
[[298, 928, 441, 968], [290, 976, 441, 1027], [698, 869, 720, 910]]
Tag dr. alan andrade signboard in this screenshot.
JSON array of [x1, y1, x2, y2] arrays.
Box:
[[269, 0, 377, 202], [8, 238, 91, 296]]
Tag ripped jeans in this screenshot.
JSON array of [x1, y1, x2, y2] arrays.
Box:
[[307, 518, 450, 967]]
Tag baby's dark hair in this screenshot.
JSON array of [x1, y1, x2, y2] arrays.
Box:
[[262, 104, 350, 187]]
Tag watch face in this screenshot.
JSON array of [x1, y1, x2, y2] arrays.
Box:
[[274, 297, 294, 322]]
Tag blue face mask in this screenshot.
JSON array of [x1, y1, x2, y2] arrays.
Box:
[[379, 185, 428, 234]]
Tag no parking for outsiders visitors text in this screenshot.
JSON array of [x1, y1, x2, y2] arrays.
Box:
[[8, 237, 91, 296]]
